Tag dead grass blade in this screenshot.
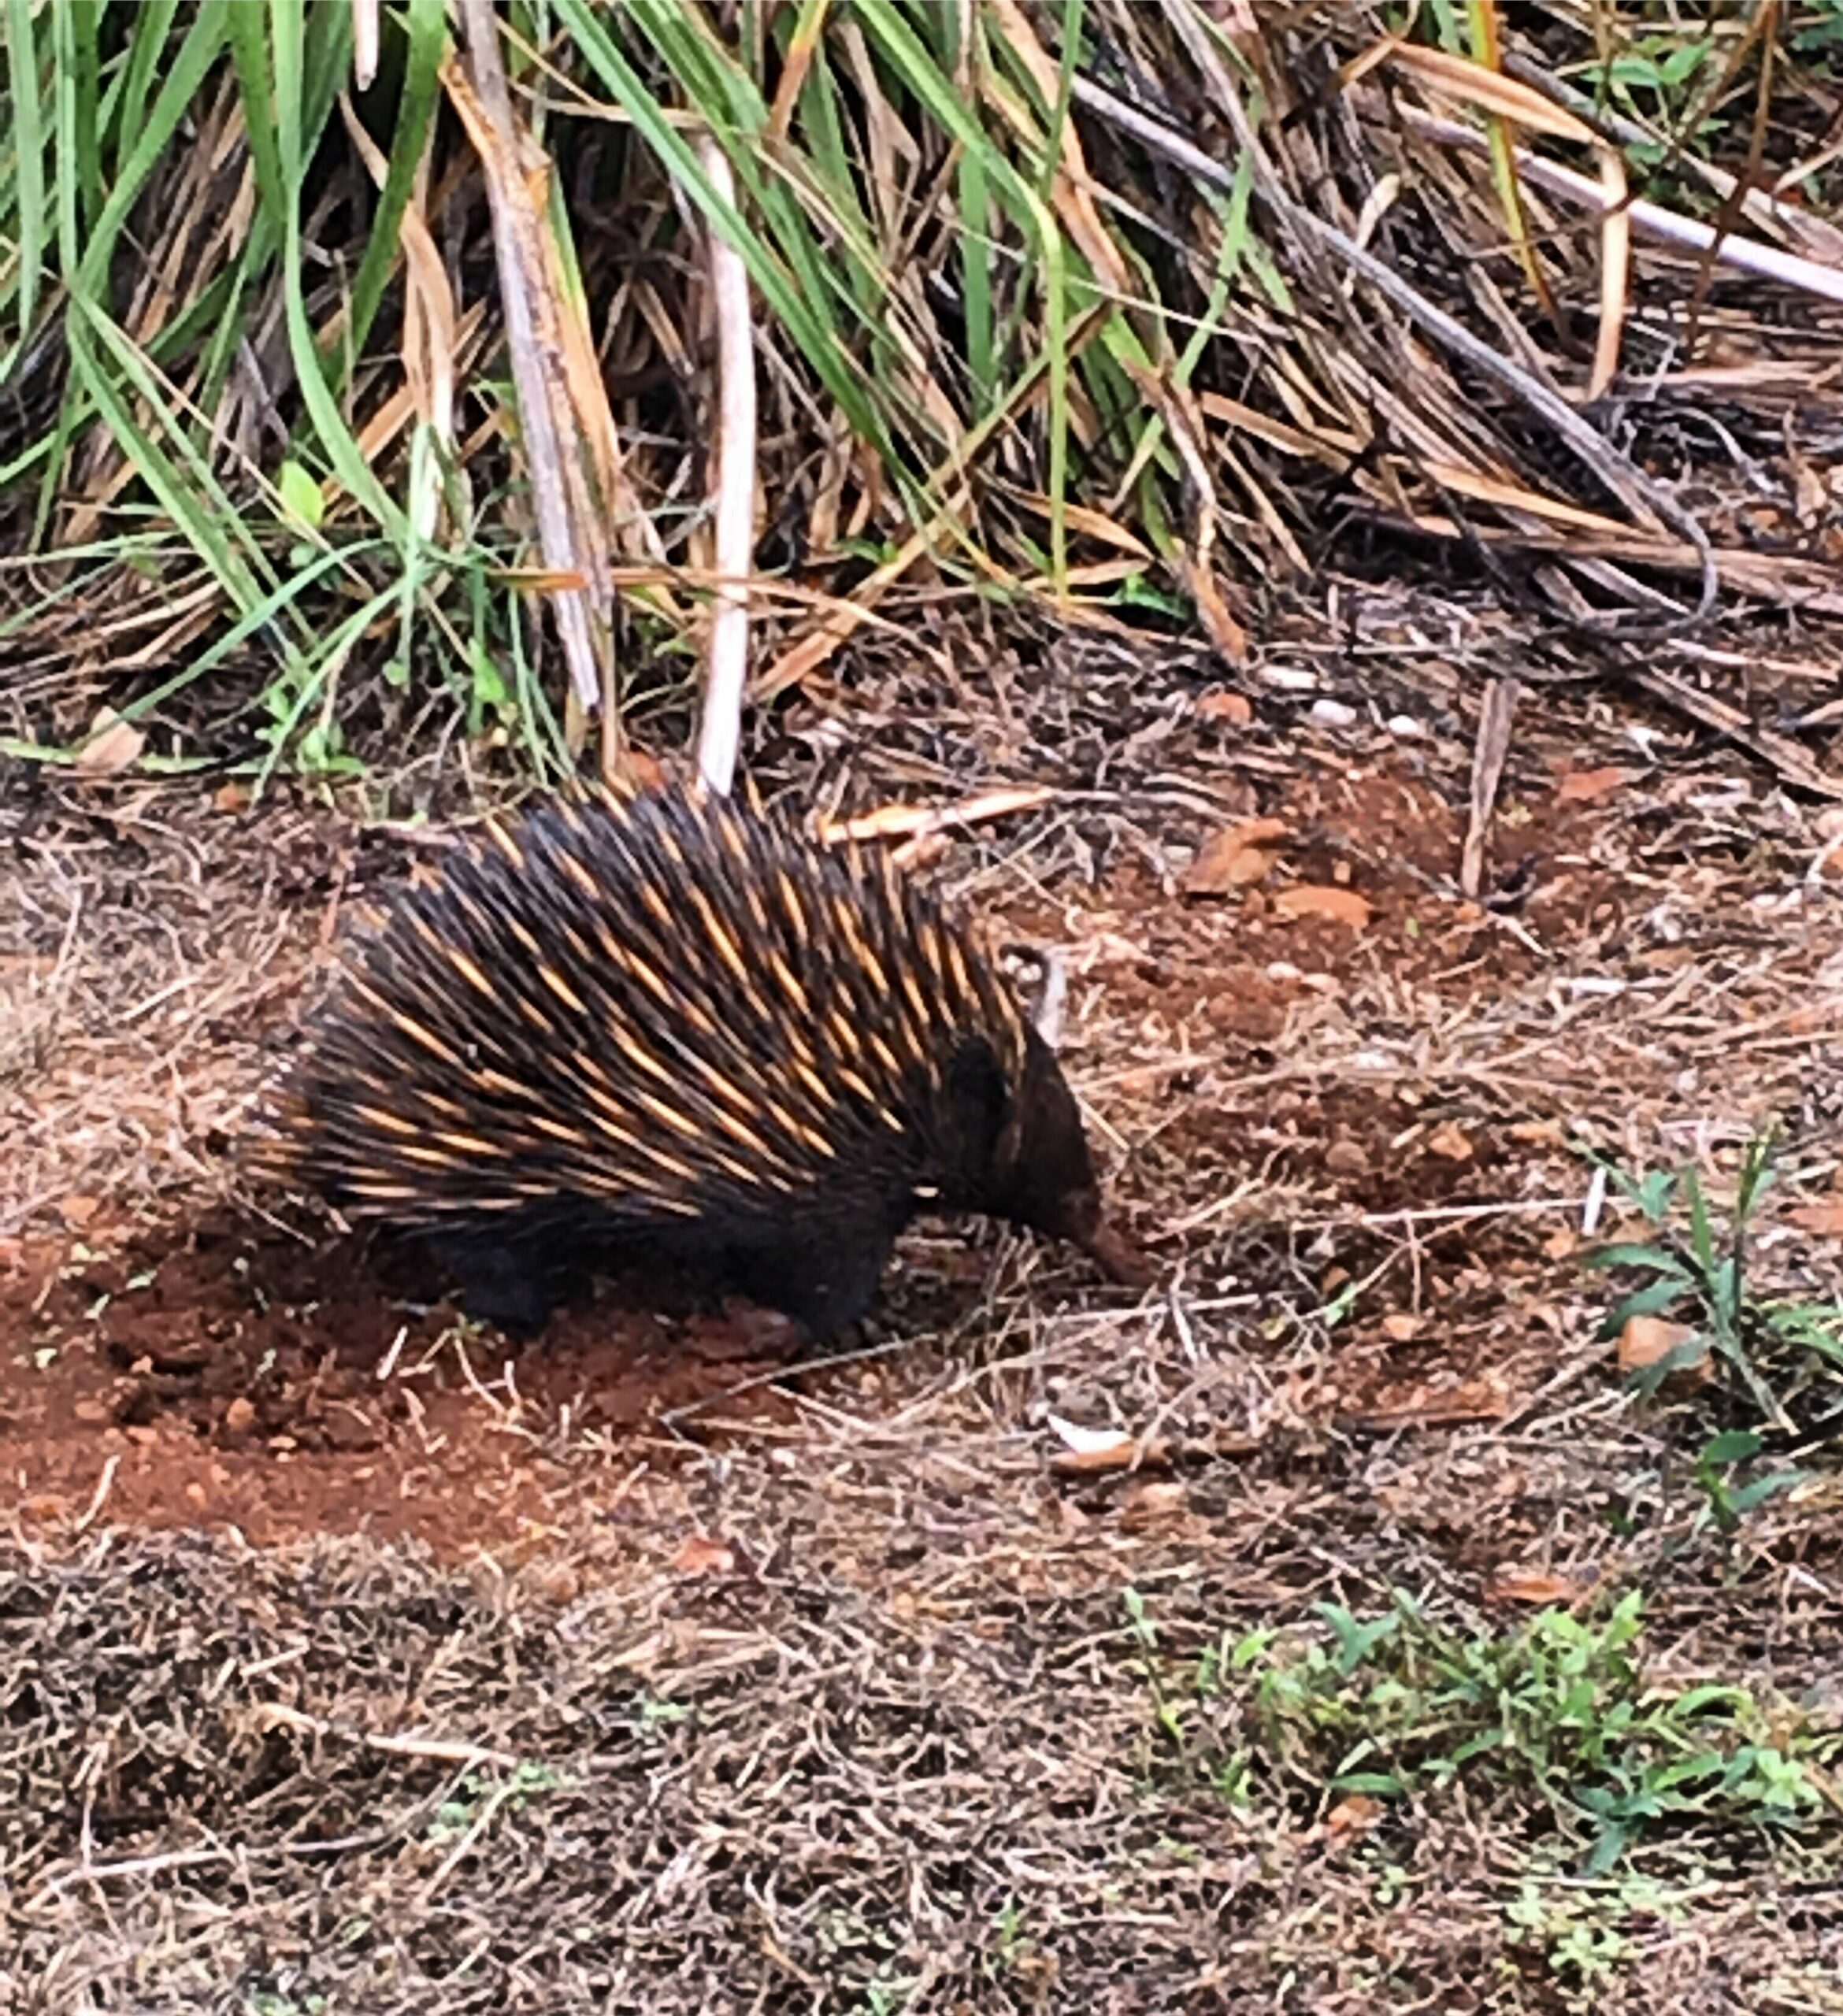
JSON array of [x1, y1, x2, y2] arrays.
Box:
[[447, 6, 608, 726]]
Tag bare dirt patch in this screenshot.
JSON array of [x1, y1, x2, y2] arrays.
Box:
[[0, 1210, 826, 1556]]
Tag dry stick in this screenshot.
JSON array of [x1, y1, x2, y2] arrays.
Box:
[[1460, 675, 1519, 900], [659, 1336, 910, 1434], [1626, 661, 1843, 801], [1500, 49, 1843, 265], [452, 3, 601, 713], [72, 1454, 119, 1535], [693, 137, 757, 801], [1066, 73, 1719, 639], [252, 1702, 523, 1772], [1401, 104, 1843, 309]]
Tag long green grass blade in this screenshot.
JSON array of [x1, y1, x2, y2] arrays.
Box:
[[114, 0, 183, 168], [223, 0, 289, 242], [67, 0, 101, 232], [2, 0, 46, 373], [69, 302, 273, 612], [76, 7, 232, 293], [344, 0, 447, 367], [269, 0, 405, 536], [558, 0, 888, 457]]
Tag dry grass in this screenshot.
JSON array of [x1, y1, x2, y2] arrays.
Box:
[[6, 6, 1843, 2009]]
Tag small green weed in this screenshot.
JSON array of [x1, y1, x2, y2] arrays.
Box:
[[1148, 1589, 1834, 1872], [1504, 1877, 1631, 1994], [425, 1761, 568, 1844], [1791, 0, 1843, 59], [1582, 1128, 1843, 1429], [1579, 33, 1724, 165]]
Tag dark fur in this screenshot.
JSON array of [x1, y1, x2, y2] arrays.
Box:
[[260, 790, 1116, 1341]]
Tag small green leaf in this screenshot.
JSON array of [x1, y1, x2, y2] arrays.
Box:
[[1598, 1277, 1692, 1340], [1329, 1770, 1407, 1797], [1728, 1470, 1805, 1516], [1581, 1243, 1688, 1274], [276, 459, 324, 529]]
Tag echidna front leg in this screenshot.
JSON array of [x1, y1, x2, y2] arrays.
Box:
[[422, 1215, 593, 1340], [723, 1210, 902, 1343]]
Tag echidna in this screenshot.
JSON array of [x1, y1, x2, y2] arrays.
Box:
[[255, 788, 1144, 1340]]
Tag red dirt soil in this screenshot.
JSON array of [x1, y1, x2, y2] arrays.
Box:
[[0, 1210, 816, 1558]]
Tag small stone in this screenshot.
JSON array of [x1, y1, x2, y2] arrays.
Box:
[[224, 1397, 257, 1435], [1426, 1121, 1474, 1162], [1325, 1139, 1369, 1177], [321, 1406, 379, 1453], [1310, 698, 1358, 728]]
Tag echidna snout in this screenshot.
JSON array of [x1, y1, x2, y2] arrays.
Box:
[[981, 1025, 1101, 1240], [981, 1027, 1152, 1293], [254, 788, 1145, 1340]]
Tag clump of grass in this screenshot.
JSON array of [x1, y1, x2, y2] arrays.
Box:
[[1129, 1586, 1837, 1873]]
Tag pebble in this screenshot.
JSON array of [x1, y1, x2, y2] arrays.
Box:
[[1310, 698, 1358, 728]]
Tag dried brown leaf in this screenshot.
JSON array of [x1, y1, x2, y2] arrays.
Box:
[[1485, 1569, 1582, 1606], [1047, 1414, 1167, 1474], [671, 1535, 736, 1578], [1618, 1314, 1707, 1378], [75, 710, 146, 780], [1184, 817, 1289, 895], [1425, 1121, 1474, 1162], [1273, 884, 1372, 928], [1348, 1379, 1507, 1429], [1325, 1794, 1384, 1844], [1556, 765, 1640, 803]]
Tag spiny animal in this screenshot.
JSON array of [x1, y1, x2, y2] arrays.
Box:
[[254, 787, 1145, 1340]]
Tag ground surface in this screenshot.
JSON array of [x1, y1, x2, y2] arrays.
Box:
[[5, 600, 1843, 2012]]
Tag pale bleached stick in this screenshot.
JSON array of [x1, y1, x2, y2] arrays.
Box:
[[694, 137, 758, 800], [1401, 103, 1843, 309]]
